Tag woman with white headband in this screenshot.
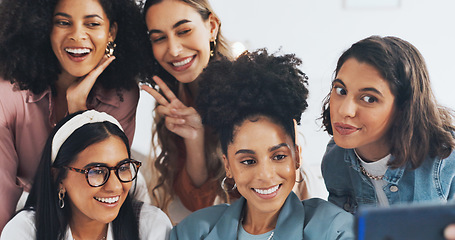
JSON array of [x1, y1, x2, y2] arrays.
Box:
[[0, 110, 172, 240]]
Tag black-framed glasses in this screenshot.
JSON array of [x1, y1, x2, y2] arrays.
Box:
[[63, 159, 142, 187]]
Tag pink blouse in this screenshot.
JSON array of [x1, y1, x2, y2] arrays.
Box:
[[0, 79, 139, 232]]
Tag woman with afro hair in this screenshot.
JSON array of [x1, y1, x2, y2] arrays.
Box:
[[170, 49, 354, 239], [0, 0, 152, 231]]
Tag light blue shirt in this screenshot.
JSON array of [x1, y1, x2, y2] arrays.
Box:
[[322, 138, 455, 213], [237, 226, 274, 240], [170, 192, 354, 240]]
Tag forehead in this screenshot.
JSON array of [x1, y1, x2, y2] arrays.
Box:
[[54, 0, 106, 17], [336, 58, 393, 94], [72, 136, 129, 167], [229, 117, 293, 152], [145, 0, 204, 29]]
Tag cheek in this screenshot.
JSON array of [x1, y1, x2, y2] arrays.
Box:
[[93, 33, 109, 48], [122, 182, 132, 194], [50, 31, 62, 53], [231, 166, 249, 186], [281, 164, 296, 180], [152, 44, 165, 59], [329, 97, 337, 117]]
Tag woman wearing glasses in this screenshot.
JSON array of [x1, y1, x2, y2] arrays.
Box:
[[0, 110, 171, 240]]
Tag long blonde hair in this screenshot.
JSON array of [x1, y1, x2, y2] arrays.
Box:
[[144, 0, 232, 212]]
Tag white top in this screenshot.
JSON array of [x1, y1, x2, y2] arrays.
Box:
[[0, 203, 172, 240], [355, 151, 391, 207]]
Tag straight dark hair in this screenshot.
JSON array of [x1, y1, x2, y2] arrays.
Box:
[[322, 35, 455, 169], [23, 111, 140, 240]]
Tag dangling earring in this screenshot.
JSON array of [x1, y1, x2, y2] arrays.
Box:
[[105, 41, 117, 58], [58, 187, 66, 209], [221, 176, 236, 191], [210, 37, 217, 57]]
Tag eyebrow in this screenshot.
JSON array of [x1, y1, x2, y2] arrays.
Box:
[[83, 162, 107, 168], [234, 143, 290, 156], [54, 12, 104, 20], [235, 149, 255, 155], [148, 19, 191, 35], [269, 143, 290, 152], [333, 79, 384, 97]]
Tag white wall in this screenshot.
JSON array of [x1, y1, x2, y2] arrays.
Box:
[[132, 1, 455, 181]]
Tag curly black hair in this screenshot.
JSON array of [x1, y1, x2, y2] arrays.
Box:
[[196, 49, 309, 155], [0, 0, 153, 95]]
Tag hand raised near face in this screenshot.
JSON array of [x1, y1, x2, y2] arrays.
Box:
[[66, 55, 115, 114], [141, 76, 203, 140]]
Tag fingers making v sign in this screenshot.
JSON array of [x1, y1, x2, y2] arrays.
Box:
[[141, 76, 204, 140]]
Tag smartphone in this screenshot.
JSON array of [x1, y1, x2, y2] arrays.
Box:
[[356, 202, 455, 240]]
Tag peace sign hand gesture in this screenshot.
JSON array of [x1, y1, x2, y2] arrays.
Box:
[[141, 76, 204, 140]]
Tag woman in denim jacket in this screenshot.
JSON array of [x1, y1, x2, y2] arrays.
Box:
[[321, 35, 455, 213]]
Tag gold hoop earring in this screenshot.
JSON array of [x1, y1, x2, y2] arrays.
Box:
[[58, 187, 66, 209], [105, 41, 117, 58], [210, 37, 217, 57]]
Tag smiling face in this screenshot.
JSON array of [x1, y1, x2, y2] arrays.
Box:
[[224, 116, 298, 218], [145, 0, 218, 83], [50, 0, 117, 80], [61, 136, 131, 224], [329, 57, 396, 160]]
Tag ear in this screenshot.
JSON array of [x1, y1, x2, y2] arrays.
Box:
[[207, 13, 220, 41], [292, 119, 301, 169], [109, 22, 118, 42], [294, 145, 301, 169], [222, 154, 232, 178], [58, 183, 66, 192]]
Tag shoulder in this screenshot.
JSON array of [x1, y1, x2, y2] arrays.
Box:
[[0, 79, 27, 105], [119, 84, 140, 106], [418, 150, 455, 175], [92, 84, 139, 109], [322, 138, 346, 162], [435, 150, 455, 188], [171, 204, 230, 239], [321, 139, 352, 176], [139, 204, 172, 240], [1, 210, 36, 239], [302, 198, 355, 239], [303, 198, 352, 219]]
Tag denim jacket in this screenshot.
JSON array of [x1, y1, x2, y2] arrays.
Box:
[[322, 139, 455, 213]]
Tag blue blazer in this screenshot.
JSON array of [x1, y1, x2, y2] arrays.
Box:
[[170, 192, 354, 240]]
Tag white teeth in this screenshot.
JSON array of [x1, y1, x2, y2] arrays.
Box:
[[172, 57, 192, 67], [95, 196, 119, 204], [65, 48, 90, 54], [253, 185, 280, 195]]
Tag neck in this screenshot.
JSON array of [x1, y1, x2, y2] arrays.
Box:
[[69, 219, 108, 240], [56, 72, 79, 94], [355, 140, 391, 163], [178, 81, 198, 106], [242, 203, 279, 235], [54, 72, 79, 121]]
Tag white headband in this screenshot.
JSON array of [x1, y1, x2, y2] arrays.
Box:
[[51, 110, 123, 163]]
